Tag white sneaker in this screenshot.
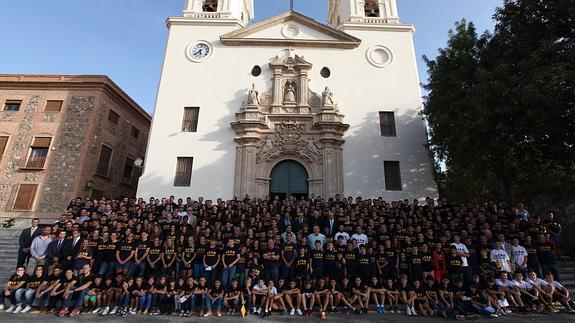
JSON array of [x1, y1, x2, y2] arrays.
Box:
[[12, 305, 23, 314], [92, 307, 102, 314], [296, 308, 303, 316], [100, 307, 110, 315], [5, 305, 15, 313], [20, 305, 31, 313], [0, 304, 4, 311], [109, 306, 118, 315], [411, 307, 418, 316], [290, 308, 295, 316], [406, 306, 412, 316], [252, 307, 257, 313], [257, 307, 262, 314]]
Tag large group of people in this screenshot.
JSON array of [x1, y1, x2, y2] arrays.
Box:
[[1, 194, 573, 320]]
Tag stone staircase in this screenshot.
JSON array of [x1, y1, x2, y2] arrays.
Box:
[[556, 258, 575, 295], [0, 227, 22, 283]]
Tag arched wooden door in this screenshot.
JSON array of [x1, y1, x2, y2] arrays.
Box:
[[269, 160, 309, 199]]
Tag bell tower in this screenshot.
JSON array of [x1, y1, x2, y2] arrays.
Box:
[[183, 0, 254, 25], [328, 0, 399, 27]]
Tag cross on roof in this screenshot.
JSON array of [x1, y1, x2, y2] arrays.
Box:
[[290, 0, 294, 11]]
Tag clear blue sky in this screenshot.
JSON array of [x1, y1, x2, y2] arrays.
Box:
[[0, 0, 502, 114]]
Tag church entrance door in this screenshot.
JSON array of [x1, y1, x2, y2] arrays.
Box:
[[269, 160, 309, 199]]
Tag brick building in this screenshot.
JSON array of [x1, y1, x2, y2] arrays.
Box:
[[0, 75, 151, 218]]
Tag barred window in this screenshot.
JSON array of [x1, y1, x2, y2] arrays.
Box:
[[96, 145, 113, 177], [384, 161, 402, 191], [379, 111, 396, 137], [13, 184, 38, 211], [26, 137, 51, 169]]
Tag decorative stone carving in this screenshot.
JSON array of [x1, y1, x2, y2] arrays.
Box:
[[259, 92, 272, 107], [284, 80, 296, 102], [247, 83, 259, 106], [322, 86, 334, 107], [256, 122, 322, 165]]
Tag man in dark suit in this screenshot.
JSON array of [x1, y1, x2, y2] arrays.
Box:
[[323, 212, 339, 237], [292, 212, 308, 234], [17, 218, 41, 268], [61, 229, 83, 270], [279, 213, 293, 233], [47, 230, 67, 270]]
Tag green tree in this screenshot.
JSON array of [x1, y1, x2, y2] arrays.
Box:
[[424, 0, 575, 208]]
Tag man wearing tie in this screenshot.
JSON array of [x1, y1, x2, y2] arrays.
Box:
[[17, 218, 41, 268], [62, 230, 83, 270], [323, 212, 338, 237], [47, 230, 67, 272]]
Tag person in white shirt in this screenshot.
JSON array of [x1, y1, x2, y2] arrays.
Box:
[[526, 271, 557, 312], [495, 272, 525, 309], [511, 272, 540, 312], [252, 279, 268, 315], [510, 238, 528, 275], [490, 242, 512, 273], [265, 280, 286, 316], [350, 226, 368, 248], [543, 273, 575, 313], [451, 235, 471, 282], [334, 225, 350, 245]]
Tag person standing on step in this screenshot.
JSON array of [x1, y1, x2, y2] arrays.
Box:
[[17, 218, 41, 269], [29, 226, 53, 274]]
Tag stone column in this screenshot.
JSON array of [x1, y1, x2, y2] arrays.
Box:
[[272, 69, 283, 113], [297, 71, 309, 108], [234, 144, 258, 198]]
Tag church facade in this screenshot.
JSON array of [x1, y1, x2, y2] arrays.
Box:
[[138, 0, 438, 200]]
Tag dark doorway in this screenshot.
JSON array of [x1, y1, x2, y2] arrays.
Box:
[[269, 160, 309, 199]]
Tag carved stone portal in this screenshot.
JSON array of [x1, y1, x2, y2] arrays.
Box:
[[232, 53, 349, 199]]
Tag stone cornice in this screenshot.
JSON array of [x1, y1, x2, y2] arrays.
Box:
[[0, 74, 151, 124], [220, 11, 361, 49], [166, 16, 244, 29], [339, 22, 416, 35]]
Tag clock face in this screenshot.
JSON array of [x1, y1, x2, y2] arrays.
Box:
[[191, 43, 210, 59], [186, 41, 213, 62]]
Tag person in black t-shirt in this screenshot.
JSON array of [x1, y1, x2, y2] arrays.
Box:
[[280, 233, 296, 281], [262, 239, 280, 283], [223, 279, 241, 314], [397, 274, 417, 316], [60, 263, 93, 316], [310, 240, 325, 282], [314, 278, 330, 317], [357, 245, 371, 282], [300, 280, 315, 316], [351, 277, 370, 315], [51, 269, 76, 314], [115, 233, 135, 277], [194, 236, 208, 280], [14, 265, 45, 313], [134, 231, 150, 277], [203, 239, 220, 286], [161, 238, 177, 278], [1, 266, 29, 313], [369, 276, 386, 313], [413, 279, 433, 316], [206, 279, 224, 317], [283, 280, 302, 315], [222, 239, 240, 288]]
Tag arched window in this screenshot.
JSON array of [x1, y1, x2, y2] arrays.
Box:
[[203, 0, 218, 12], [364, 0, 380, 17]]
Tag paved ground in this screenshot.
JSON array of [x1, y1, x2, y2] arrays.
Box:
[[0, 312, 573, 322]]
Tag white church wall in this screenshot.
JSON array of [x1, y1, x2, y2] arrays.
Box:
[[138, 15, 438, 201]]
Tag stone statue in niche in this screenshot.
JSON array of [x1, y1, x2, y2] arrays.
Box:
[[322, 86, 334, 106], [248, 84, 259, 105], [284, 81, 296, 102]]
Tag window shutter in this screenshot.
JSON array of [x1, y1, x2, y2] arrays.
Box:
[[31, 137, 52, 148], [379, 111, 396, 137], [44, 100, 63, 112], [384, 161, 402, 191], [174, 157, 194, 186], [96, 145, 113, 176], [0, 136, 8, 156], [108, 110, 120, 125], [182, 107, 200, 132], [13, 184, 38, 211]]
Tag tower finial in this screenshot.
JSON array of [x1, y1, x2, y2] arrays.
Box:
[[290, 0, 294, 11]]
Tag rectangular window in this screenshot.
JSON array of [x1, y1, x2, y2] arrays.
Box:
[[25, 137, 51, 169], [3, 100, 22, 111], [122, 158, 134, 184], [0, 136, 8, 163], [182, 107, 200, 132], [131, 126, 139, 139], [44, 100, 63, 112], [108, 110, 120, 125], [379, 111, 397, 137], [174, 157, 193, 187], [13, 184, 38, 211], [96, 145, 113, 177], [384, 161, 402, 191]]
